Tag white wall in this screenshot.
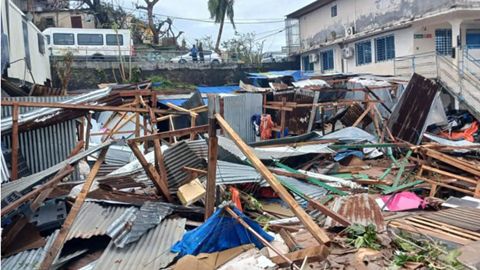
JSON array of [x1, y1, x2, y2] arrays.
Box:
[[34, 11, 96, 29], [2, 0, 51, 84]]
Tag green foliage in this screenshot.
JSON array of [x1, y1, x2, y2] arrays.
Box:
[[345, 224, 381, 250], [130, 67, 141, 83], [221, 32, 264, 64], [391, 232, 464, 269], [208, 0, 236, 28]]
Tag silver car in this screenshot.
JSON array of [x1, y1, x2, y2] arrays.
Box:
[[170, 50, 222, 64]]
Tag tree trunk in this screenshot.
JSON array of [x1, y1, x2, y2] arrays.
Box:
[[147, 5, 159, 44], [215, 12, 226, 53]]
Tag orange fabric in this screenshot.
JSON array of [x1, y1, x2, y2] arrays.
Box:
[[229, 187, 242, 211], [260, 114, 274, 140], [440, 121, 478, 142]]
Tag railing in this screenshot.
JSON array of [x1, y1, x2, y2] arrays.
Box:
[[394, 50, 480, 119], [393, 51, 438, 78]]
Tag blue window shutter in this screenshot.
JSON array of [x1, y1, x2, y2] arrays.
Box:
[[376, 38, 386, 62], [386, 35, 395, 59]]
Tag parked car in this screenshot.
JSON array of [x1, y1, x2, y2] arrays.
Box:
[[170, 50, 222, 64], [261, 52, 288, 63]]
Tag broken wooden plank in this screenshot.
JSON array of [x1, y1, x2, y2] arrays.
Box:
[[279, 229, 301, 252], [128, 142, 172, 202], [270, 245, 329, 267], [128, 125, 209, 143], [205, 95, 218, 220], [39, 148, 108, 270], [216, 113, 331, 245], [308, 200, 351, 227], [11, 103, 19, 180]]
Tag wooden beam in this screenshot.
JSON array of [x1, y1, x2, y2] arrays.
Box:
[[183, 166, 207, 175], [224, 206, 299, 269], [85, 113, 92, 150], [280, 97, 287, 138], [39, 148, 108, 270], [11, 103, 19, 180], [1, 166, 74, 217], [153, 138, 168, 187], [307, 91, 320, 132], [270, 245, 329, 267], [0, 101, 189, 115], [128, 142, 172, 202], [166, 102, 198, 117], [128, 125, 209, 143], [279, 228, 301, 252], [424, 149, 480, 177], [215, 113, 331, 245], [205, 95, 218, 220]]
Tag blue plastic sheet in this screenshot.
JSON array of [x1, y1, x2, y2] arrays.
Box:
[[171, 206, 274, 257]]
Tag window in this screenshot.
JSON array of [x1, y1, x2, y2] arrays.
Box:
[[375, 35, 395, 62], [331, 5, 337, 17], [45, 17, 55, 28], [302, 55, 314, 71], [355, 40, 372, 65], [321, 50, 334, 71], [38, 33, 45, 54], [106, 34, 124, 46], [435, 29, 452, 55], [53, 33, 74, 45], [77, 34, 103, 45], [466, 29, 480, 48], [22, 21, 31, 70]]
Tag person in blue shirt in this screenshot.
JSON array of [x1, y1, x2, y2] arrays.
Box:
[[191, 45, 198, 62]]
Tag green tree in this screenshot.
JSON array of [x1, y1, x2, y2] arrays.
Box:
[[208, 0, 236, 53]]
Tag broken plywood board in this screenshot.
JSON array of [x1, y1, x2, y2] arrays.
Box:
[[177, 178, 206, 206]]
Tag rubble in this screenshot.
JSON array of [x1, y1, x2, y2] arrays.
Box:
[[1, 72, 479, 270]]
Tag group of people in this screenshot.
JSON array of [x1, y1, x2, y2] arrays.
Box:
[[190, 43, 204, 62]]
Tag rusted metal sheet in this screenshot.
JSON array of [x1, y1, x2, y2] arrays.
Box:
[[324, 194, 385, 231], [340, 103, 372, 127], [388, 73, 440, 144], [269, 90, 314, 135]]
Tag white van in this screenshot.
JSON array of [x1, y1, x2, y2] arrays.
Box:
[[42, 28, 133, 59]]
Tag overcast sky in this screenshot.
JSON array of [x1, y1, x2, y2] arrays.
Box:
[[119, 0, 315, 51]]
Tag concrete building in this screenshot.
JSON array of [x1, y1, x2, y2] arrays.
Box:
[[33, 10, 96, 30], [286, 0, 480, 75], [286, 0, 480, 119], [1, 0, 51, 84]]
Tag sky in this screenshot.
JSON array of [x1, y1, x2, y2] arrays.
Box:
[[117, 0, 315, 51]]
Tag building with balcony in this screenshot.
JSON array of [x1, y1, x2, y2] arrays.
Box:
[[285, 0, 480, 75]]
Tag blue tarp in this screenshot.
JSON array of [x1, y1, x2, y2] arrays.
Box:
[[196, 85, 240, 94], [171, 206, 273, 257]]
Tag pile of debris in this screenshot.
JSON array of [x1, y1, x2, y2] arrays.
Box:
[[1, 73, 479, 270]]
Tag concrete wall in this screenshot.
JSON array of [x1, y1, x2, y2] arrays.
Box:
[[2, 0, 51, 84], [298, 0, 480, 50], [51, 61, 300, 90]]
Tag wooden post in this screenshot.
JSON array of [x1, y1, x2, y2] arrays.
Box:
[[143, 113, 149, 153], [307, 91, 320, 133], [205, 95, 218, 220], [128, 142, 172, 202], [85, 113, 92, 150], [320, 106, 325, 135], [215, 114, 331, 245], [78, 116, 85, 143], [39, 148, 109, 270], [280, 97, 287, 138], [11, 103, 19, 180], [153, 138, 168, 185]]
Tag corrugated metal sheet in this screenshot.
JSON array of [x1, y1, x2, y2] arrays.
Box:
[[278, 176, 327, 207], [1, 230, 59, 270], [216, 160, 266, 186], [419, 207, 480, 232], [2, 119, 78, 176], [67, 202, 132, 241], [107, 201, 173, 248], [164, 141, 205, 191], [222, 93, 263, 143], [1, 141, 113, 201], [217, 135, 333, 161], [186, 139, 208, 159], [324, 194, 385, 230], [1, 147, 10, 183], [1, 96, 72, 117], [94, 218, 186, 270], [1, 88, 111, 132]]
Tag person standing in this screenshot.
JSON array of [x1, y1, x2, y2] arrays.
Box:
[[191, 45, 198, 62], [198, 42, 204, 62]]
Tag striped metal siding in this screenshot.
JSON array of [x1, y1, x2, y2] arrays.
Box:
[[1, 96, 78, 178], [223, 93, 263, 143], [2, 120, 78, 175]]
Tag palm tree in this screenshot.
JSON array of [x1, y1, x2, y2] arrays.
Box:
[[208, 0, 236, 53]]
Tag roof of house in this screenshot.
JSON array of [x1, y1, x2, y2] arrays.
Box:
[[286, 0, 335, 19]]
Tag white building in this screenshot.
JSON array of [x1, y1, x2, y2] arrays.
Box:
[[285, 0, 480, 117], [1, 0, 51, 85]]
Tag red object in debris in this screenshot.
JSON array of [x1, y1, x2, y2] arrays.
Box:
[[440, 121, 478, 142], [260, 114, 274, 140], [229, 187, 243, 211]]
